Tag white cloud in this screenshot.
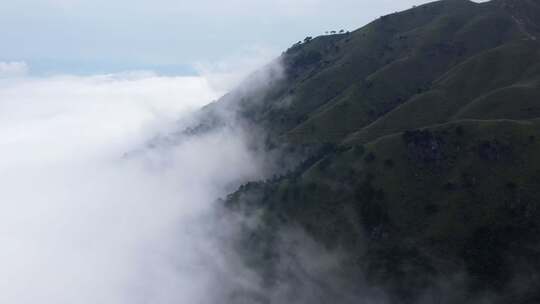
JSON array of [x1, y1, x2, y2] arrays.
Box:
[[0, 70, 263, 303], [0, 62, 28, 78], [195, 45, 280, 93], [0, 73, 224, 165]]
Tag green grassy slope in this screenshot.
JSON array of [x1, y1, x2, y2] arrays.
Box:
[[203, 0, 539, 146], [344, 40, 540, 145], [286, 0, 523, 144], [207, 0, 540, 302]]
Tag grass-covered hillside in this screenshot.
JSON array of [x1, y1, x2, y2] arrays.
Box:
[[202, 0, 540, 302], [216, 0, 540, 144]]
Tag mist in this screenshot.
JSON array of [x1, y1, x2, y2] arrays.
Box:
[[0, 67, 266, 303]]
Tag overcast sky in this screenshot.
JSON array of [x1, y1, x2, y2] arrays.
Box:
[[0, 0, 449, 75]]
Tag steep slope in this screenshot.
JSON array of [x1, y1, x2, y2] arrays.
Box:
[[195, 0, 540, 303], [204, 0, 538, 145], [345, 39, 540, 144], [228, 119, 540, 303]]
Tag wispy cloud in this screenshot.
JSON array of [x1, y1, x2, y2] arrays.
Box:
[[0, 61, 28, 78]]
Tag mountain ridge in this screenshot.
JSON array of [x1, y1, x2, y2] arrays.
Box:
[[198, 0, 540, 148], [188, 1, 540, 302]]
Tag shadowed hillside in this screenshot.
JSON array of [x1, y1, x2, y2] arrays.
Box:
[[192, 0, 540, 302]]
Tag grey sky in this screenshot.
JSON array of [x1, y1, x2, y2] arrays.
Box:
[[0, 0, 476, 75]]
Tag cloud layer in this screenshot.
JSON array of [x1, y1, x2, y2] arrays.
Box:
[[0, 71, 263, 303], [0, 61, 28, 78]]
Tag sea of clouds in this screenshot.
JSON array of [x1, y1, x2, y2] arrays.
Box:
[[0, 55, 374, 304], [0, 61, 267, 304]]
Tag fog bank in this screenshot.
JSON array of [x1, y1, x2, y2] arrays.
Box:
[[0, 70, 263, 303]]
